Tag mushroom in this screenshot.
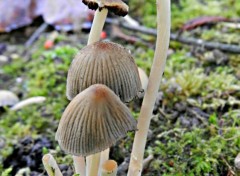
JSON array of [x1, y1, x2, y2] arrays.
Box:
[[128, 0, 171, 175], [101, 160, 118, 176], [0, 90, 19, 107], [66, 41, 142, 103], [82, 0, 129, 44], [56, 84, 137, 155], [56, 84, 137, 174]]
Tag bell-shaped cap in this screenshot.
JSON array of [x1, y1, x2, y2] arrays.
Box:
[[82, 0, 128, 16], [56, 84, 137, 156], [0, 90, 19, 107], [67, 41, 142, 102]]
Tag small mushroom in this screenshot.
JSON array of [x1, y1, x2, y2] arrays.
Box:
[[56, 84, 137, 156], [0, 90, 19, 107], [67, 41, 142, 102], [82, 0, 129, 44], [101, 160, 118, 176]]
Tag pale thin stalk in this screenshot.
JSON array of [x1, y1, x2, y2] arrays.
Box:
[[98, 148, 110, 175], [127, 0, 171, 175], [100, 148, 110, 165], [87, 8, 108, 45], [101, 160, 118, 176], [86, 8, 108, 175], [87, 152, 101, 176], [73, 155, 86, 176], [42, 154, 63, 176]]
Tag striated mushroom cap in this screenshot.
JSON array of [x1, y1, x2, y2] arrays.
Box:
[[56, 84, 137, 156], [82, 0, 128, 16], [0, 90, 19, 107], [67, 41, 142, 102]]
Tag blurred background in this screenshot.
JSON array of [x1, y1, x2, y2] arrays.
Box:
[[0, 0, 240, 175]]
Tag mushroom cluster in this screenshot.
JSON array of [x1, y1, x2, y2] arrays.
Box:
[[53, 0, 143, 175], [43, 0, 171, 175]]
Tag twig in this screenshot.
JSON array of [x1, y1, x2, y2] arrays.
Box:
[[105, 18, 240, 53], [25, 23, 48, 47], [142, 155, 154, 170], [221, 156, 235, 175], [157, 128, 183, 138]]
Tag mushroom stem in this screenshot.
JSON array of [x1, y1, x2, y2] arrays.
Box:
[[127, 0, 171, 176], [73, 155, 86, 176], [88, 8, 108, 45], [87, 152, 101, 176], [101, 160, 118, 176], [98, 148, 110, 175], [42, 154, 63, 176]]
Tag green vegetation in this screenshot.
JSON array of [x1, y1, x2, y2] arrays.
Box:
[[0, 0, 240, 175]]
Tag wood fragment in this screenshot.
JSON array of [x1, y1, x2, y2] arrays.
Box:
[[105, 18, 240, 53]]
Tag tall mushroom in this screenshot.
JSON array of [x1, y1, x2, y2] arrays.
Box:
[[128, 0, 171, 175], [66, 41, 142, 103], [82, 0, 129, 44], [56, 84, 137, 175]]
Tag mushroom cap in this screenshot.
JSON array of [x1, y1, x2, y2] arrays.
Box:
[[0, 90, 19, 107], [82, 0, 128, 16], [67, 41, 142, 103], [56, 84, 137, 156]]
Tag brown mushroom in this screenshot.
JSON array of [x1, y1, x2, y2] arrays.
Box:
[[66, 41, 142, 103], [82, 0, 128, 16], [82, 0, 129, 44], [56, 84, 137, 156]]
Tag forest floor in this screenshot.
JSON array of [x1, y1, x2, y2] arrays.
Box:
[[0, 0, 240, 175]]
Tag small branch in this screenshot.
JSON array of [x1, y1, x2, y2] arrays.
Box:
[[25, 23, 48, 47], [105, 18, 240, 53], [142, 155, 154, 170]]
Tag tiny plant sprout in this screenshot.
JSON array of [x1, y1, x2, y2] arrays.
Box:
[[0, 90, 19, 107], [82, 0, 129, 44], [56, 84, 137, 156], [101, 160, 118, 176], [67, 41, 142, 102]]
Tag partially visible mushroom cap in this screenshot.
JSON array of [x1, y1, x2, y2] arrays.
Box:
[[67, 41, 142, 103], [82, 0, 128, 16], [56, 84, 137, 156], [0, 90, 19, 107]]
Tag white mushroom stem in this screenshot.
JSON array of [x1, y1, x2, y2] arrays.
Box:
[[86, 7, 108, 174], [42, 154, 63, 176], [87, 8, 108, 45], [73, 155, 86, 176], [87, 152, 101, 176], [101, 160, 118, 176], [98, 148, 110, 174], [127, 0, 171, 176], [11, 96, 46, 111]]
